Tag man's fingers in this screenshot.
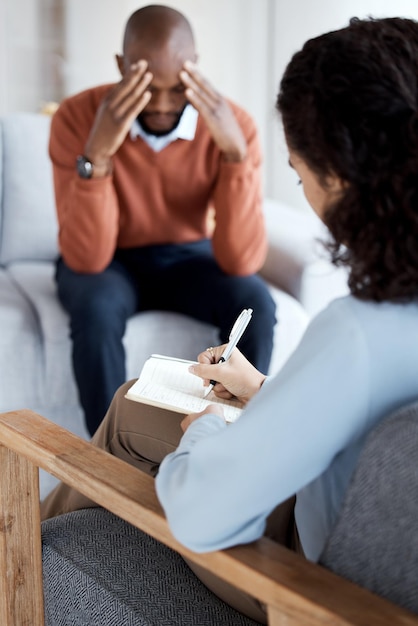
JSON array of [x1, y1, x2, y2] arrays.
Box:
[[106, 64, 153, 122], [181, 77, 220, 112], [181, 70, 246, 161], [111, 78, 152, 122], [118, 90, 152, 124], [86, 68, 152, 159], [180, 64, 238, 138], [182, 60, 215, 95], [111, 76, 153, 121], [180, 65, 221, 112], [109, 61, 148, 105], [183, 87, 218, 118]]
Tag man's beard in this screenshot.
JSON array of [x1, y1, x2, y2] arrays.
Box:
[[137, 105, 187, 137]]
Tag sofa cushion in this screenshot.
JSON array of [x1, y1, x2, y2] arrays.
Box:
[[8, 260, 220, 386], [0, 112, 58, 265], [7, 262, 79, 408]]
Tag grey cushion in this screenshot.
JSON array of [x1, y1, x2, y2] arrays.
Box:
[[320, 401, 418, 614], [42, 508, 262, 626]]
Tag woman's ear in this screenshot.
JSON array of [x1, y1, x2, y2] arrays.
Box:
[[328, 174, 348, 193]]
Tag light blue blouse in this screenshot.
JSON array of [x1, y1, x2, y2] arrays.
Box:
[[156, 295, 418, 560]]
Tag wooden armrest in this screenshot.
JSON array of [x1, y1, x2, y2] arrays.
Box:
[[0, 409, 417, 626]]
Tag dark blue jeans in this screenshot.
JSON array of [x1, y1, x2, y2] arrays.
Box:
[[56, 240, 276, 435]]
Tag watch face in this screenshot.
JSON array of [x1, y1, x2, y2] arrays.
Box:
[[76, 155, 93, 179]]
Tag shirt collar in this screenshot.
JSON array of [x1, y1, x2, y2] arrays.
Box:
[[130, 104, 198, 152]]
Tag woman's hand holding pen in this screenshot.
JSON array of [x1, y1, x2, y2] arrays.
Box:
[[188, 345, 267, 406], [182, 346, 266, 434]]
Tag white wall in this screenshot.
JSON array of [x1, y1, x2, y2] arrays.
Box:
[[0, 0, 64, 114], [0, 0, 41, 113]]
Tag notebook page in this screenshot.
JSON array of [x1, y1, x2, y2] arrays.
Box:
[[140, 356, 202, 394], [129, 355, 243, 422]]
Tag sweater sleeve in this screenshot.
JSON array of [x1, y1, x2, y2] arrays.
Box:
[[49, 91, 120, 273], [155, 299, 371, 554], [210, 105, 267, 276]]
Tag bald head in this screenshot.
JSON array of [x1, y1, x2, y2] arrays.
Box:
[[123, 5, 195, 54], [116, 5, 197, 136]]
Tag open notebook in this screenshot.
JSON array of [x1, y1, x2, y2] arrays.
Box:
[[125, 354, 243, 423]]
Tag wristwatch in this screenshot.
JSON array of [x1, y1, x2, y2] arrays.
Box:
[[76, 155, 94, 179]]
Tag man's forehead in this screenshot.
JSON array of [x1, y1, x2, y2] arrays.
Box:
[[125, 35, 194, 60], [125, 43, 194, 77]]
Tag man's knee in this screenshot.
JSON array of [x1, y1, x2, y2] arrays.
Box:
[[251, 279, 277, 319], [57, 262, 137, 323], [232, 276, 277, 326], [67, 282, 136, 342]]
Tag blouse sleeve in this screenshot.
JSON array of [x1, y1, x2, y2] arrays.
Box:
[[156, 299, 370, 553]]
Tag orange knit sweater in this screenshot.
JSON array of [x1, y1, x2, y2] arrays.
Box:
[[49, 84, 267, 275]]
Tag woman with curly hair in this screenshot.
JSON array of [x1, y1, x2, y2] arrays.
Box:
[[279, 16, 418, 304], [42, 16, 418, 623], [156, 14, 418, 557]]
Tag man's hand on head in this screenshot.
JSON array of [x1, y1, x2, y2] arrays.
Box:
[[84, 61, 153, 177], [180, 61, 247, 162]]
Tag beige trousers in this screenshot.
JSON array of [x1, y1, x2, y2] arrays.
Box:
[[41, 379, 297, 623]]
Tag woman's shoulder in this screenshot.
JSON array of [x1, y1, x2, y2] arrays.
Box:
[[308, 294, 364, 332], [310, 295, 418, 357], [314, 293, 418, 322]]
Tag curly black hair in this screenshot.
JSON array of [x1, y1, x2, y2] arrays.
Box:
[[277, 17, 418, 302]]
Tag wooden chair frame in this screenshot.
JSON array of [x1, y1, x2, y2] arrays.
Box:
[[0, 409, 417, 626]]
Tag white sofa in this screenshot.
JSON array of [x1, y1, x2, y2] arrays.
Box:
[[261, 198, 350, 318], [0, 112, 348, 497]]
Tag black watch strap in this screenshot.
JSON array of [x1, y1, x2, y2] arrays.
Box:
[[76, 155, 94, 179]]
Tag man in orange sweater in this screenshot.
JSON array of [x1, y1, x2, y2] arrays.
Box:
[[50, 4, 276, 436]]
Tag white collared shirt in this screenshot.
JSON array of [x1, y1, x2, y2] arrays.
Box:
[[130, 104, 199, 152]]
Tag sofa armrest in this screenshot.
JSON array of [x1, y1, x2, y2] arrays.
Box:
[[0, 409, 416, 626]]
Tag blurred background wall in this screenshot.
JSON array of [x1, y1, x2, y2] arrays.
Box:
[[1, 0, 418, 210]]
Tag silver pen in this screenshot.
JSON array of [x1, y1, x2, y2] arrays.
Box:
[[203, 308, 253, 398]]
